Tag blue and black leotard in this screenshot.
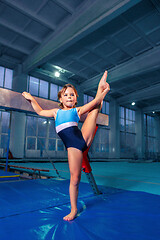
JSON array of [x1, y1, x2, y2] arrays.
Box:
[[55, 108, 88, 152]]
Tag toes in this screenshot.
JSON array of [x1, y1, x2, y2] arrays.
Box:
[[63, 216, 72, 221], [63, 212, 77, 221], [102, 71, 108, 81]]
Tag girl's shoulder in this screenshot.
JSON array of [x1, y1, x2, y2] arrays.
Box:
[[52, 108, 60, 119], [75, 107, 81, 118], [53, 108, 59, 113]]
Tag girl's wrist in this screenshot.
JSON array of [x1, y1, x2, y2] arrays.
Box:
[[95, 95, 102, 104], [31, 96, 35, 102]]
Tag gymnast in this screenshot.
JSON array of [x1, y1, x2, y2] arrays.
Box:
[[22, 71, 110, 221]]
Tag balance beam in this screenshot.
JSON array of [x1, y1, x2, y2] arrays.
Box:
[[0, 163, 49, 179], [0, 88, 108, 126]]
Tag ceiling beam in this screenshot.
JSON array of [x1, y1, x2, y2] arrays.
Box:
[[2, 0, 56, 30], [0, 54, 21, 64], [0, 38, 30, 55], [22, 0, 142, 73], [143, 103, 160, 113], [0, 20, 41, 44], [150, 0, 160, 13], [0, 55, 20, 69], [117, 82, 160, 104], [121, 15, 155, 48], [108, 46, 160, 83], [32, 68, 76, 86], [53, 0, 74, 14], [80, 45, 160, 91]]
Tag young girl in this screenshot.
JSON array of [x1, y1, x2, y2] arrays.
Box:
[[22, 71, 110, 221]]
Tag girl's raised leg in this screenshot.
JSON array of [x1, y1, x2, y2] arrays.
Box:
[[82, 71, 109, 147], [81, 106, 100, 148]]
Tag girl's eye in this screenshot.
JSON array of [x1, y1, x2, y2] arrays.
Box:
[[71, 93, 74, 96]]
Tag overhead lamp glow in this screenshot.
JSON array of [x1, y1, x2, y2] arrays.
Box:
[[55, 71, 60, 77], [131, 102, 135, 106], [153, 111, 155, 114]]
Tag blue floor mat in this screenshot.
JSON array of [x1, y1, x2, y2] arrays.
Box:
[[0, 170, 20, 181], [0, 179, 160, 240]]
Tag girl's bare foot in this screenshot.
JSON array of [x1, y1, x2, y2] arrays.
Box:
[[96, 71, 108, 97], [63, 209, 78, 221]]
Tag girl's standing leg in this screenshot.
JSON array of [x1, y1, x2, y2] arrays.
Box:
[[63, 147, 83, 221], [64, 107, 101, 221]]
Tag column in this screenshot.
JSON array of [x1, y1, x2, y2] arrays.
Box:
[[9, 64, 28, 158], [135, 109, 145, 159], [76, 85, 84, 107], [109, 98, 120, 159], [12, 64, 28, 93], [155, 116, 160, 155]]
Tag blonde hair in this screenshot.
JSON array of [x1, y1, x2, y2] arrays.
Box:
[[58, 84, 78, 108]]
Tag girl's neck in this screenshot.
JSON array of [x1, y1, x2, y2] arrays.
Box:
[[62, 106, 74, 110]]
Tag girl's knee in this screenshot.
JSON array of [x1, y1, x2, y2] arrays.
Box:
[[70, 175, 81, 186]]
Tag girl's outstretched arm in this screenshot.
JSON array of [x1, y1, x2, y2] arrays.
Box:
[[22, 92, 58, 118], [77, 82, 110, 117]]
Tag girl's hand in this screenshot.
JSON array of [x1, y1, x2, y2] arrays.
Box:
[[103, 82, 110, 94], [99, 82, 110, 100], [22, 92, 33, 101], [93, 83, 110, 107]]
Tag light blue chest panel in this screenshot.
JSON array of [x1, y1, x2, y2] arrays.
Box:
[[55, 108, 80, 133]]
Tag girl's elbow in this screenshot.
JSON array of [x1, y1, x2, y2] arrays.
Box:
[[37, 110, 43, 116]]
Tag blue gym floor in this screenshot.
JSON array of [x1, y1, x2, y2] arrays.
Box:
[[0, 161, 160, 239]]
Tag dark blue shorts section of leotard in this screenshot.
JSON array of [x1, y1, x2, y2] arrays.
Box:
[[58, 126, 88, 152]]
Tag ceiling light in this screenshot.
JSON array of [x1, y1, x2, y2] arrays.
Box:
[[55, 71, 60, 77], [153, 111, 155, 114], [131, 102, 135, 106]]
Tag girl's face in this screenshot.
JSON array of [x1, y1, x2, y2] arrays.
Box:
[[60, 87, 77, 109]]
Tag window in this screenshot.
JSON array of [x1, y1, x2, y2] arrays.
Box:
[[119, 106, 136, 154], [84, 94, 109, 115], [39, 80, 48, 98], [25, 115, 65, 156], [50, 83, 62, 101], [0, 111, 10, 157], [28, 76, 49, 98], [91, 126, 109, 153], [84, 94, 93, 104], [84, 94, 109, 153], [144, 114, 156, 154], [28, 76, 63, 101], [48, 120, 57, 151], [0, 66, 13, 89], [50, 84, 58, 101], [101, 101, 109, 115], [28, 76, 39, 96]]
